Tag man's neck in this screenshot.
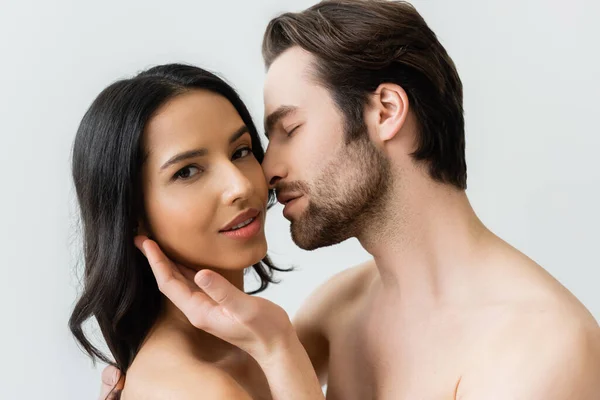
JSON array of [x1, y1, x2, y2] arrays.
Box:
[[358, 177, 494, 308]]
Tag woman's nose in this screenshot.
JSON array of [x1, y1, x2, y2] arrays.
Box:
[[221, 164, 253, 206]]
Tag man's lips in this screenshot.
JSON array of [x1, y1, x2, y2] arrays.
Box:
[[276, 192, 302, 205], [282, 196, 303, 220]]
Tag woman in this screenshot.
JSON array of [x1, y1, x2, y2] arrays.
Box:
[[70, 64, 323, 399]]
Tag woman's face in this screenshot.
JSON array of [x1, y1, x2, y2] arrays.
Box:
[[141, 90, 268, 271]]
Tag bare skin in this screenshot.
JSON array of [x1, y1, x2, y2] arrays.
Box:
[[98, 238, 324, 400], [296, 220, 600, 400], [262, 47, 600, 399], [102, 232, 600, 400], [95, 86, 324, 400], [122, 300, 271, 400], [129, 238, 324, 400], [99, 46, 600, 400], [114, 90, 278, 400]]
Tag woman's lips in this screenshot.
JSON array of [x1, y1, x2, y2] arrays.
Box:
[[220, 212, 262, 240]]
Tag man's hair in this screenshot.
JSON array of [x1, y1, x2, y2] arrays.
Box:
[[263, 0, 467, 189]]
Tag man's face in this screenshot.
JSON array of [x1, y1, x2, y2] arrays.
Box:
[[262, 47, 390, 250]]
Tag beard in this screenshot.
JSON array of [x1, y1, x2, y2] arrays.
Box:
[[282, 135, 391, 250]]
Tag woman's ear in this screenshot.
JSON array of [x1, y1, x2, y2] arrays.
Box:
[[136, 219, 151, 238]]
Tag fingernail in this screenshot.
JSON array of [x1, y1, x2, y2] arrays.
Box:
[[196, 273, 212, 288], [135, 239, 147, 255], [112, 369, 120, 384]]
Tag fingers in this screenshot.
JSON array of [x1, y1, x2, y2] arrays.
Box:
[[134, 236, 245, 330], [135, 236, 195, 306], [100, 365, 124, 400], [101, 365, 120, 387], [195, 270, 249, 319], [135, 236, 222, 329], [133, 235, 149, 254], [178, 263, 200, 283]]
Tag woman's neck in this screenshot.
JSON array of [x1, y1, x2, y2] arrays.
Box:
[[211, 267, 245, 292], [150, 268, 246, 360]]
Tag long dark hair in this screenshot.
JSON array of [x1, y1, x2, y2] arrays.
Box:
[[69, 64, 284, 372]]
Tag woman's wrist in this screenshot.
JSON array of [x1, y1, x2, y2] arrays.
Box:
[[252, 329, 325, 400], [250, 320, 298, 363]]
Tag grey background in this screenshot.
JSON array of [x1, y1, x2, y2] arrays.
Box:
[[0, 0, 598, 398]]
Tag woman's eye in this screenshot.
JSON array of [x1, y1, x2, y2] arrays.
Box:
[[232, 146, 253, 160], [174, 165, 201, 180]]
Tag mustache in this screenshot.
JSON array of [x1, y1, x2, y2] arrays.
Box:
[[274, 180, 310, 195]]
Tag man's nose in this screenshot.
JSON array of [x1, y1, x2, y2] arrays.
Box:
[[262, 146, 287, 189]]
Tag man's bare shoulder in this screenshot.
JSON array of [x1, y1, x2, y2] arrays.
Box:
[[459, 300, 600, 399], [293, 260, 377, 381], [122, 356, 252, 400], [480, 237, 597, 326], [294, 259, 377, 331], [456, 237, 600, 398]]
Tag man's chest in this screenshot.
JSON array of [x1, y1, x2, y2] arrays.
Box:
[[324, 299, 474, 400]]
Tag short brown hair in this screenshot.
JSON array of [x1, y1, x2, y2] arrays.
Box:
[[263, 0, 467, 189]]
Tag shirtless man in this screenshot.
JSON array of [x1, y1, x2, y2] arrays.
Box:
[[100, 1, 600, 398]]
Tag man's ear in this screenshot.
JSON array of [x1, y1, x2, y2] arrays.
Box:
[[366, 83, 410, 143]]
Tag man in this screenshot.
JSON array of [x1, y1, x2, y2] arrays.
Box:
[[100, 1, 600, 398]]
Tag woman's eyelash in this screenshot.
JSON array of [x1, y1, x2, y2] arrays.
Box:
[[172, 147, 252, 181], [233, 146, 253, 160], [173, 165, 202, 181]]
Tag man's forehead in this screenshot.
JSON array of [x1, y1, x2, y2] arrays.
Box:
[[264, 47, 316, 96]]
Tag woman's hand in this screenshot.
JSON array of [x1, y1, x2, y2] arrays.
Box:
[[135, 236, 325, 399], [97, 365, 123, 400], [134, 236, 295, 360]]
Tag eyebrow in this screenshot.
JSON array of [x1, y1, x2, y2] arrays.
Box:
[[264, 106, 298, 138], [160, 125, 249, 170]]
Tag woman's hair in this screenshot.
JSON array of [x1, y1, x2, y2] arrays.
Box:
[[69, 63, 284, 372]]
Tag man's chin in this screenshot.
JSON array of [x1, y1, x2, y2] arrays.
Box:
[[289, 220, 315, 250], [290, 220, 348, 251]]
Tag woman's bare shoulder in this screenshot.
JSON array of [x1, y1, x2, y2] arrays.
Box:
[[121, 355, 252, 400]]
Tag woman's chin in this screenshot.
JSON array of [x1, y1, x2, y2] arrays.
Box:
[[239, 240, 269, 267], [161, 234, 269, 271], [210, 240, 269, 271]]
